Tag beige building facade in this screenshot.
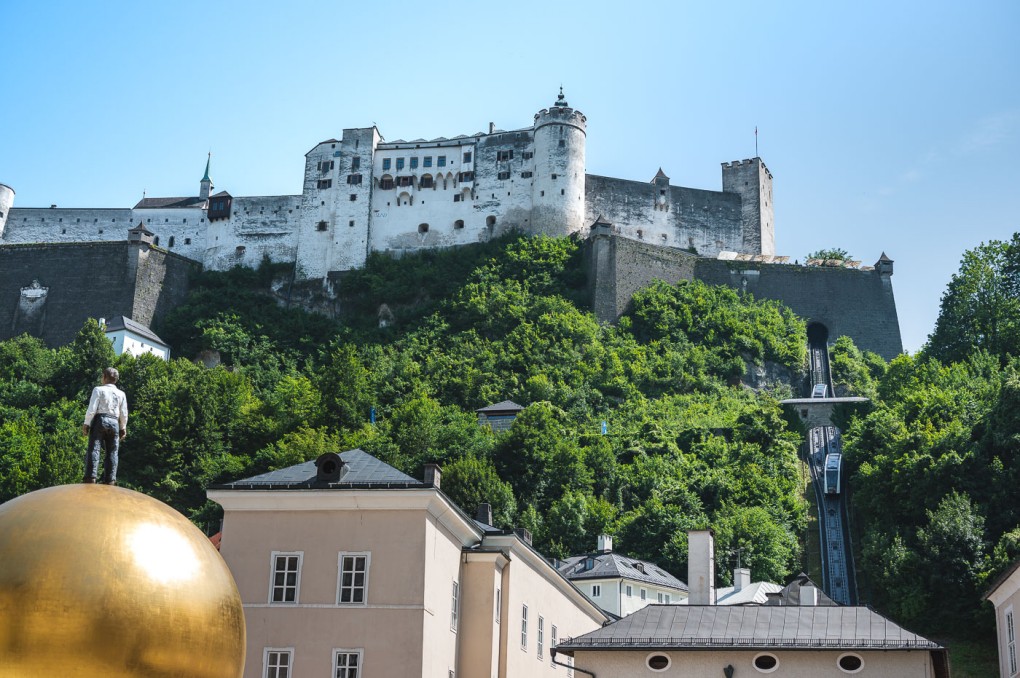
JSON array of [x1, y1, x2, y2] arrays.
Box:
[[984, 557, 1020, 677], [208, 449, 607, 678]]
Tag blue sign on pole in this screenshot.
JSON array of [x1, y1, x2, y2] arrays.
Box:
[[601, 421, 608, 435], [370, 407, 376, 424]]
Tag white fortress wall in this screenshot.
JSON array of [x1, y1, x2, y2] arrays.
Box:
[[203, 195, 301, 271], [5, 207, 135, 244]]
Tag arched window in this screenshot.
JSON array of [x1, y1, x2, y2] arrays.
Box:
[[454, 220, 464, 229], [379, 175, 394, 190], [168, 236, 175, 247], [418, 223, 429, 234], [153, 236, 160, 246], [419, 174, 434, 189], [486, 216, 496, 228]]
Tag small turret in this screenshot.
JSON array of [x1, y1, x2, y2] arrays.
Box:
[[0, 183, 14, 241], [199, 153, 213, 201], [875, 252, 894, 276]]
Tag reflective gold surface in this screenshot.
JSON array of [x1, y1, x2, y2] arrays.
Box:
[[0, 484, 245, 677]]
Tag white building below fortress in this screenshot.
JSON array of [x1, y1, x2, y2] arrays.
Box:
[[0, 90, 774, 280]]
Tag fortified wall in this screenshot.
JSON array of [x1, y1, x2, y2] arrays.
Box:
[[587, 224, 903, 360], [0, 240, 199, 347]]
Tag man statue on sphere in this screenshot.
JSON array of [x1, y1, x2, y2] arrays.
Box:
[[82, 367, 128, 485]]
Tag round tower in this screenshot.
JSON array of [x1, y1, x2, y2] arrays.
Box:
[[0, 183, 14, 241], [531, 88, 586, 237]]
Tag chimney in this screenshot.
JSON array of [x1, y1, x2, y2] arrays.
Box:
[[423, 463, 441, 489], [488, 122, 495, 134], [734, 567, 750, 592], [476, 503, 493, 526], [513, 527, 532, 545], [597, 534, 613, 553], [800, 582, 818, 606], [687, 529, 716, 605]]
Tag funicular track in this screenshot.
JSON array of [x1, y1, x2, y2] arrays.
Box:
[[806, 336, 858, 605]]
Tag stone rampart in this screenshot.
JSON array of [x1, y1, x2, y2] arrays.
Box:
[[0, 241, 200, 347]]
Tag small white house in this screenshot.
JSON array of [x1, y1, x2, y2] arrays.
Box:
[[102, 316, 170, 360]]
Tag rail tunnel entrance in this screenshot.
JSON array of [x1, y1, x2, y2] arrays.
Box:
[[807, 322, 829, 345]]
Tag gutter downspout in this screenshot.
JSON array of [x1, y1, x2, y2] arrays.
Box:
[[551, 650, 595, 678]]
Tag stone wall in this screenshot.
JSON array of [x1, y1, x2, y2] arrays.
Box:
[[0, 241, 199, 347], [588, 233, 903, 361]]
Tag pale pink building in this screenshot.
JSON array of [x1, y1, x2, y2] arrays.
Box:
[[208, 449, 608, 678]]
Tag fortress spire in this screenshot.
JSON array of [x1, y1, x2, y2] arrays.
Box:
[[199, 153, 213, 200], [554, 85, 569, 107]]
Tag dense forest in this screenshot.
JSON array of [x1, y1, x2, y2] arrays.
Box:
[[0, 231, 1017, 642]]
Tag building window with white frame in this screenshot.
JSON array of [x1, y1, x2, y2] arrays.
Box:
[[626, 584, 633, 597], [1007, 606, 1017, 676], [496, 588, 501, 623], [333, 649, 362, 678], [337, 552, 370, 605], [521, 604, 529, 650], [551, 625, 558, 666], [538, 616, 545, 658], [270, 552, 302, 603], [657, 592, 664, 603], [591, 584, 601, 597], [263, 648, 292, 678], [640, 588, 647, 601], [451, 581, 460, 631]]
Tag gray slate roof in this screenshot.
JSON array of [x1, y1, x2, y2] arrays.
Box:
[[558, 553, 688, 591], [103, 315, 168, 347], [216, 449, 422, 489], [557, 604, 942, 650], [476, 400, 524, 414], [133, 196, 206, 209]]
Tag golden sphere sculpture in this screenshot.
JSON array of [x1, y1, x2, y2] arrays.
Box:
[[0, 484, 245, 677]]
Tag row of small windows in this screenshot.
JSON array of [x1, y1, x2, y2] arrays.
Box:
[[382, 155, 448, 171], [264, 648, 362, 678], [520, 604, 569, 671], [643, 652, 865, 674], [270, 551, 369, 605]]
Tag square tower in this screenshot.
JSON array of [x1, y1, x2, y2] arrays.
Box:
[[721, 158, 774, 255]]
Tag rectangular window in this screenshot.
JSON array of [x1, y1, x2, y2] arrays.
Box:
[[551, 625, 557, 666], [270, 552, 302, 603], [657, 592, 664, 603], [317, 179, 333, 189], [437, 155, 446, 167], [397, 176, 413, 187], [347, 174, 362, 185], [263, 648, 292, 678], [451, 581, 459, 631], [1008, 607, 1017, 676], [378, 176, 393, 190], [558, 139, 566, 147], [521, 604, 528, 650], [453, 194, 461, 202], [351, 157, 360, 171], [410, 157, 419, 169], [350, 194, 358, 201], [396, 158, 405, 171], [337, 553, 370, 605], [640, 588, 647, 601], [458, 171, 474, 182], [463, 152, 472, 163], [591, 584, 601, 597], [523, 151, 534, 160], [497, 150, 513, 161], [520, 171, 533, 178], [538, 616, 545, 658], [626, 585, 633, 597], [333, 650, 362, 678], [496, 588, 501, 623], [382, 158, 391, 171], [424, 156, 433, 167], [665, 594, 671, 604], [497, 171, 510, 180]]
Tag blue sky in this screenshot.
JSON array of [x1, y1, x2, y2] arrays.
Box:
[[3, 0, 1018, 352]]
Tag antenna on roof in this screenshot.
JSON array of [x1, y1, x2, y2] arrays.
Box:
[[754, 126, 758, 158]]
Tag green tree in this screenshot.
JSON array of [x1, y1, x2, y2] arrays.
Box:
[[442, 454, 517, 528], [806, 248, 851, 261], [927, 235, 1020, 364]]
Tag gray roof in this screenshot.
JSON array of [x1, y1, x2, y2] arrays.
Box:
[[476, 400, 524, 414], [103, 315, 168, 347], [215, 449, 422, 489], [133, 196, 205, 209], [558, 553, 687, 592], [556, 604, 942, 651], [712, 580, 782, 605]]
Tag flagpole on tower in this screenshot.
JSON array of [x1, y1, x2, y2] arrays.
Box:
[[755, 126, 758, 158]]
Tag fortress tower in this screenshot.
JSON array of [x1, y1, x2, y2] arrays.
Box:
[[531, 89, 587, 237], [199, 154, 213, 201], [721, 158, 774, 255], [0, 183, 14, 240]]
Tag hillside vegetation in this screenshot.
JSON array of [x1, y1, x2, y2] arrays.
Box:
[[3, 231, 1015, 643]]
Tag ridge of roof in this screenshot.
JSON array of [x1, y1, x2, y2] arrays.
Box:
[[215, 449, 421, 488], [558, 552, 687, 591]]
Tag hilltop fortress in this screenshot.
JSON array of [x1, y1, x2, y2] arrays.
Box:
[[0, 91, 902, 359]]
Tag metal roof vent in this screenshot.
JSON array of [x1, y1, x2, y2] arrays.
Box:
[[315, 453, 347, 483]]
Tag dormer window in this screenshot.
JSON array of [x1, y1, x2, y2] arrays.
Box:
[[584, 556, 596, 571]]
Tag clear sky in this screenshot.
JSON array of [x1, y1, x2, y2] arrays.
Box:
[[3, 0, 1018, 353]]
